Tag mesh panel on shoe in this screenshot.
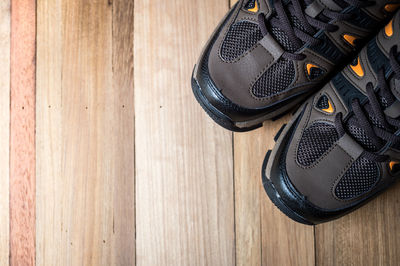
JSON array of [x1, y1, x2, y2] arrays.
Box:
[[335, 157, 379, 200], [220, 21, 263, 62], [270, 27, 297, 53], [379, 95, 390, 108], [297, 122, 339, 166], [252, 58, 295, 98], [346, 124, 377, 151], [316, 95, 329, 110], [308, 67, 325, 80]]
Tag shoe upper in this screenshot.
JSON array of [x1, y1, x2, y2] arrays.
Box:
[[271, 10, 400, 216], [197, 0, 400, 113]]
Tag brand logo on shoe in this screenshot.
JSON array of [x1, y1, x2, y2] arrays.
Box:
[[385, 4, 400, 12], [306, 63, 325, 80], [385, 19, 394, 37], [245, 0, 259, 13], [343, 34, 358, 47], [316, 95, 335, 114], [350, 57, 364, 77], [389, 161, 400, 174], [322, 100, 334, 114]]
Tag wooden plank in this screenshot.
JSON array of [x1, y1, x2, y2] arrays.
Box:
[[36, 1, 63, 264], [228, 0, 315, 265], [234, 118, 315, 266], [134, 0, 235, 265], [10, 0, 36, 265], [36, 0, 135, 264], [233, 129, 262, 266], [316, 184, 400, 266], [110, 0, 135, 265], [0, 1, 10, 265], [35, 0, 63, 264]]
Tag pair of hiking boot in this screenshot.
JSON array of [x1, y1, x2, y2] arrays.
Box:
[[192, 0, 400, 225]]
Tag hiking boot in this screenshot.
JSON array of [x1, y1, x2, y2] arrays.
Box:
[[263, 11, 400, 224], [192, 0, 399, 131]]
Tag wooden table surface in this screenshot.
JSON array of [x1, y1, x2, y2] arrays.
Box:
[[2, 0, 400, 265]]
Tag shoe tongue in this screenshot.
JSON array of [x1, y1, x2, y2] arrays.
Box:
[[268, 0, 341, 53], [269, 17, 304, 52], [317, 0, 344, 11], [268, 1, 309, 52]]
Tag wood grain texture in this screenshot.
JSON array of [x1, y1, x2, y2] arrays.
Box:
[[233, 129, 262, 266], [316, 183, 400, 266], [36, 1, 62, 264], [36, 0, 135, 264], [10, 0, 36, 265], [0, 1, 10, 265], [134, 0, 235, 265], [110, 0, 135, 265], [229, 1, 315, 265], [29, 0, 400, 265], [234, 118, 315, 266]]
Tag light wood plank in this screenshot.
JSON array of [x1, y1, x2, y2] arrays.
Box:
[[0, 1, 10, 265], [36, 1, 63, 264], [234, 118, 315, 266], [316, 183, 400, 266], [110, 0, 135, 265], [234, 129, 262, 266], [134, 0, 235, 265], [228, 0, 315, 264], [10, 0, 36, 264], [36, 0, 135, 264]]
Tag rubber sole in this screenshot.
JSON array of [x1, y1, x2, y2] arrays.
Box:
[[261, 150, 314, 225], [191, 73, 263, 132], [192, 69, 302, 132]]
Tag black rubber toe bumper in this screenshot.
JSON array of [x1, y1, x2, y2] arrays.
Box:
[[261, 150, 315, 225], [191, 70, 264, 132]]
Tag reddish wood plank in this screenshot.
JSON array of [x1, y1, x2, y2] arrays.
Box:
[[10, 0, 36, 265], [0, 1, 11, 265]]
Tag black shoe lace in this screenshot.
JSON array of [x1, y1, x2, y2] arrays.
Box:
[[258, 0, 375, 60], [335, 46, 400, 163]]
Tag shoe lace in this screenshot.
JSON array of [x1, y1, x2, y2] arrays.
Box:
[[257, 0, 375, 60], [335, 46, 400, 163]]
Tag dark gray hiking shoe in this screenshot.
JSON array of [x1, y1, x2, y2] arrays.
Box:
[[263, 11, 400, 225], [192, 0, 400, 131]]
